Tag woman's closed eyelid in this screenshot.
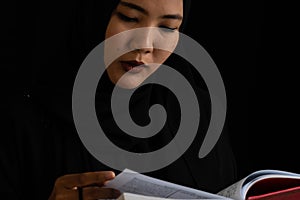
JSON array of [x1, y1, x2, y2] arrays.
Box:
[[116, 12, 179, 32], [117, 12, 138, 22], [159, 26, 178, 32]]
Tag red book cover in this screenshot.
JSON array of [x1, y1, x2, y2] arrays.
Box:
[[247, 178, 300, 200], [247, 185, 300, 200]]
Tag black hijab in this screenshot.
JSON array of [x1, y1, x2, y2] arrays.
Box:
[[30, 0, 201, 157], [91, 0, 194, 153], [31, 0, 193, 122], [26, 0, 236, 194]]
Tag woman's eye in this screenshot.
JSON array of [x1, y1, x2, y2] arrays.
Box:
[[159, 26, 177, 33], [117, 12, 138, 22]]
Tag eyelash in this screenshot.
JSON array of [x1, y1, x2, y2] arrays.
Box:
[[117, 12, 138, 22], [159, 26, 177, 32], [116, 12, 177, 32]]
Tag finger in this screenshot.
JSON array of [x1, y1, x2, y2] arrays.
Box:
[[57, 171, 115, 189], [52, 189, 78, 200], [82, 187, 121, 200]]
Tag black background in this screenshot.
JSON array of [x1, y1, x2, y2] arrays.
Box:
[[184, 0, 262, 178], [185, 0, 300, 179], [2, 0, 299, 181]]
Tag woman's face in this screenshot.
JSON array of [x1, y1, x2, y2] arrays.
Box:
[[105, 0, 183, 88]]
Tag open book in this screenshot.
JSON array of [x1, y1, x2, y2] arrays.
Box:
[[104, 169, 231, 200], [104, 169, 300, 200]]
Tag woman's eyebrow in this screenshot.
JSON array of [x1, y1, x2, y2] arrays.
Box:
[[161, 14, 183, 21], [119, 1, 183, 21]]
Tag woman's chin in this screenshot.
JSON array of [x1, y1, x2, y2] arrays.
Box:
[[115, 75, 146, 89], [108, 64, 161, 89]]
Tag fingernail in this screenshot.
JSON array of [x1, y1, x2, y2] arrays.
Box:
[[105, 171, 115, 179]]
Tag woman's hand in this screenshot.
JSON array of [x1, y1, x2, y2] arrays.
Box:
[[48, 171, 121, 200]]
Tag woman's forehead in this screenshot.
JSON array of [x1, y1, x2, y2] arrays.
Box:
[[117, 0, 184, 15]]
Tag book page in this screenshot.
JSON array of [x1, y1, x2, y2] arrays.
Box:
[[117, 192, 174, 200], [217, 178, 246, 200], [105, 169, 232, 200]]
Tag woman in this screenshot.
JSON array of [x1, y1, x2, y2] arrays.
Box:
[[1, 0, 237, 199]]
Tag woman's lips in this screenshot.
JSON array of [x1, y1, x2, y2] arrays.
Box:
[[121, 61, 145, 73]]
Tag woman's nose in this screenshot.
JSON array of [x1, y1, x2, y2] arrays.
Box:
[[128, 28, 155, 54]]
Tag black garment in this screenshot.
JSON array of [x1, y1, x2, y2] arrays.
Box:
[[1, 84, 237, 199]]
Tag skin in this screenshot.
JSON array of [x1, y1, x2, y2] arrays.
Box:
[[105, 0, 183, 88], [48, 171, 120, 200], [49, 0, 183, 199]]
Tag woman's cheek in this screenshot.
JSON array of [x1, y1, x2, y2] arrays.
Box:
[[106, 17, 124, 38], [155, 50, 172, 64]]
